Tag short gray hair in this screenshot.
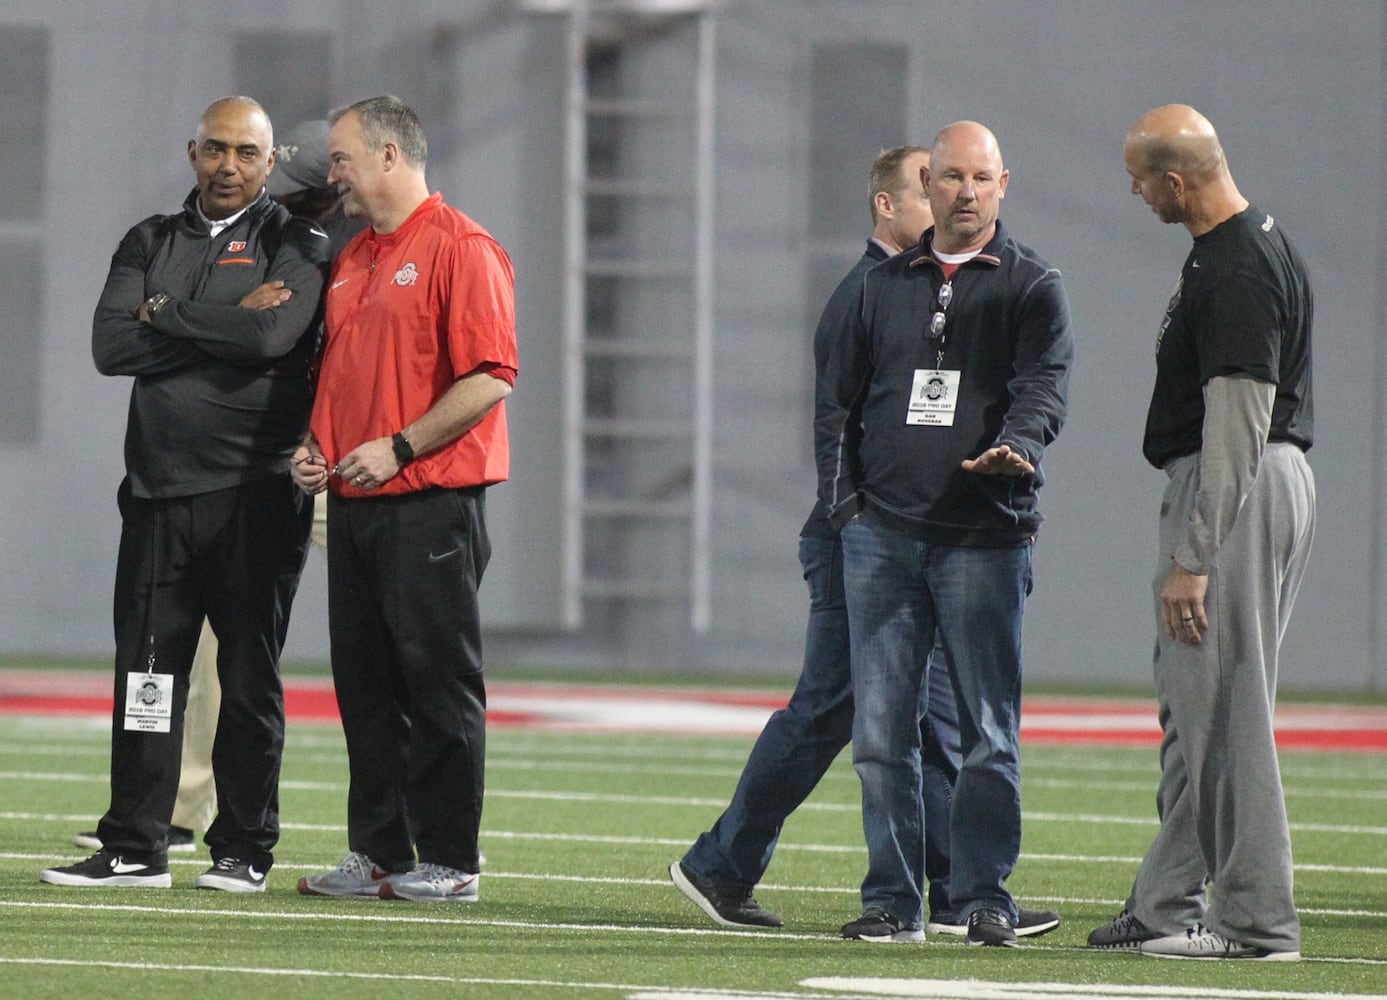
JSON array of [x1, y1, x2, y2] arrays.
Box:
[[330, 95, 428, 167]]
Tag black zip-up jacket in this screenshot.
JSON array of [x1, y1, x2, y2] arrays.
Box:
[[815, 220, 1073, 546], [93, 188, 329, 499], [801, 239, 891, 540]]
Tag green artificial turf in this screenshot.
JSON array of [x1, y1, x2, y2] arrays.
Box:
[[1, 712, 1383, 999]]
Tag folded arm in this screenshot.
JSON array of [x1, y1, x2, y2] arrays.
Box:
[[91, 224, 210, 376], [152, 221, 329, 362]]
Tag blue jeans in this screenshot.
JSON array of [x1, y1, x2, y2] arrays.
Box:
[[682, 532, 962, 921], [841, 512, 1031, 929]]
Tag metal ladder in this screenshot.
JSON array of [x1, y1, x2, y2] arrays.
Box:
[[543, 0, 716, 631]]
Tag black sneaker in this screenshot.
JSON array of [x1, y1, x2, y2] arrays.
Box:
[[1015, 906, 1061, 938], [73, 825, 197, 854], [1087, 908, 1160, 950], [195, 857, 267, 893], [966, 907, 1017, 947], [840, 907, 925, 943], [39, 850, 171, 888], [928, 905, 1061, 939], [668, 861, 782, 928]]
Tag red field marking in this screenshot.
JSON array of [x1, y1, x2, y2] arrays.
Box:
[[0, 671, 1383, 751]]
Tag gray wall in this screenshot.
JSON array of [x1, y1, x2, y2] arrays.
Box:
[[1, 0, 1383, 692]]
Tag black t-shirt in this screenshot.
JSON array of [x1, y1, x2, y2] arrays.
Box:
[[1142, 206, 1314, 469]]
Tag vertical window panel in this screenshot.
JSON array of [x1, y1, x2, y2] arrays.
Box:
[[0, 25, 49, 444], [234, 31, 334, 129], [0, 239, 43, 443], [0, 26, 48, 221], [808, 43, 908, 242]]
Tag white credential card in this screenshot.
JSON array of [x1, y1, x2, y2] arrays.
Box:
[[906, 369, 961, 426], [123, 672, 174, 733]]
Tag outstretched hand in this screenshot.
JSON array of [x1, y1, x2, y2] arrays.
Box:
[[961, 444, 1034, 477]]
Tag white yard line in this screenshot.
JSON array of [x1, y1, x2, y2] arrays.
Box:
[[1, 851, 1383, 918], [801, 978, 1387, 1000]]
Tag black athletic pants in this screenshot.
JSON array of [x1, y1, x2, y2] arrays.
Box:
[[97, 474, 312, 869], [326, 486, 490, 874]]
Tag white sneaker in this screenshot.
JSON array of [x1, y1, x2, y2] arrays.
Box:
[[1141, 924, 1300, 961], [379, 862, 479, 903], [297, 852, 398, 898]]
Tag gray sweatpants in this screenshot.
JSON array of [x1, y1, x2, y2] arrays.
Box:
[[1126, 442, 1315, 952]]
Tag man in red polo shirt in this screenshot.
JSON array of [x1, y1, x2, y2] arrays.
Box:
[[291, 95, 517, 902]]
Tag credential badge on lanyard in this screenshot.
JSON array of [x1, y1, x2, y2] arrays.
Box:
[[907, 278, 960, 426]]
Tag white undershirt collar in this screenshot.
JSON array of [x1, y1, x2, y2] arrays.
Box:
[[933, 246, 983, 266], [197, 198, 255, 239]]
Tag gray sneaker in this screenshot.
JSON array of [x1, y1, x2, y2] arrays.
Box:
[[1141, 924, 1300, 961], [297, 852, 397, 898], [379, 862, 479, 903], [1087, 908, 1160, 950]]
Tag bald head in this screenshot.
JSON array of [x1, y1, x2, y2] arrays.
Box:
[[189, 96, 275, 220], [925, 120, 1008, 253], [1124, 104, 1225, 183], [199, 96, 272, 147], [932, 121, 1004, 172], [1123, 104, 1247, 234]]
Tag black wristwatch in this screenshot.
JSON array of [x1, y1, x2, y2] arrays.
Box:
[[142, 292, 173, 319], [391, 431, 416, 466]]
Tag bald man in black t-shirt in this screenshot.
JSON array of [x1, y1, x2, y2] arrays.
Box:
[[1088, 105, 1314, 962]]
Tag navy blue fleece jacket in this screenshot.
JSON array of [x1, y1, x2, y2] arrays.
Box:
[[815, 220, 1072, 546]]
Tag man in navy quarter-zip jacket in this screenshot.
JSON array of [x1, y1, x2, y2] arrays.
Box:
[[671, 145, 1061, 944], [817, 121, 1072, 948]]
